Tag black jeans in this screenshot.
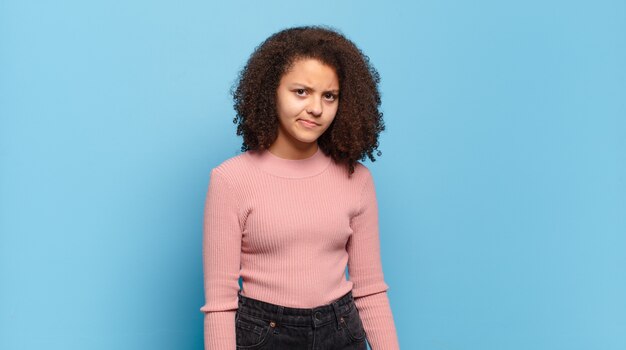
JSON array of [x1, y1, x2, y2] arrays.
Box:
[[235, 290, 368, 350]]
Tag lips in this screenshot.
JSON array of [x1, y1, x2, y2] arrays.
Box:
[[298, 119, 319, 126]]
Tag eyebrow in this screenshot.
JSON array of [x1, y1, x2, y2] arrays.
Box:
[[290, 83, 339, 94]]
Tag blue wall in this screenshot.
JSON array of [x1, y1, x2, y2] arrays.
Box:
[[1, 1, 624, 349]]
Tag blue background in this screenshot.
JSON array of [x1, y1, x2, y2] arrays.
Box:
[[1, 1, 625, 349]]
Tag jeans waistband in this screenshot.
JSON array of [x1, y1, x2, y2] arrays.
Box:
[[237, 290, 355, 328]]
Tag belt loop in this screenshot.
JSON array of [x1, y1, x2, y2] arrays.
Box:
[[273, 306, 284, 334], [331, 301, 342, 330]]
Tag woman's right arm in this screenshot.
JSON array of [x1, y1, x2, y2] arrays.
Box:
[[200, 168, 242, 349]]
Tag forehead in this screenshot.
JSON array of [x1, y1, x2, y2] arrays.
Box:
[[280, 58, 339, 87]]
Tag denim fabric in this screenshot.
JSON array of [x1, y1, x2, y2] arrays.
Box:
[[235, 290, 368, 350]]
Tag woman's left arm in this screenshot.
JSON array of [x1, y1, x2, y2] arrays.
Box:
[[348, 167, 401, 350]]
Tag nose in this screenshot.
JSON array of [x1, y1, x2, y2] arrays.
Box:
[[307, 96, 323, 117]]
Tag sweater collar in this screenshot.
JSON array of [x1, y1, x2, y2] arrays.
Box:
[[244, 146, 332, 178]]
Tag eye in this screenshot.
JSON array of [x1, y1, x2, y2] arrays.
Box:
[[324, 92, 337, 101], [295, 88, 307, 96]]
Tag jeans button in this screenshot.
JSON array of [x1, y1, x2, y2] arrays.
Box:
[[314, 311, 322, 320]]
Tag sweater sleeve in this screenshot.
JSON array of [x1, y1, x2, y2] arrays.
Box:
[[199, 168, 241, 349], [348, 169, 400, 350]]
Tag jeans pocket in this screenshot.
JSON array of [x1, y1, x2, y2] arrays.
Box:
[[339, 303, 366, 342], [235, 312, 273, 349]]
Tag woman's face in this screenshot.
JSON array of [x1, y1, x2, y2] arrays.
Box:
[[271, 57, 340, 157]]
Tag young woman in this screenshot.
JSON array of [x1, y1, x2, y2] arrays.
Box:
[[200, 25, 400, 350]]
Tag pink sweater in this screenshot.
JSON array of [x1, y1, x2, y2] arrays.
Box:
[[200, 146, 400, 349]]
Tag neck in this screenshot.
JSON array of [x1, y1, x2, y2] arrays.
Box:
[[267, 141, 319, 160], [244, 146, 331, 178]]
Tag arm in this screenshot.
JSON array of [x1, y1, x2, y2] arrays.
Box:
[[348, 168, 400, 350], [199, 168, 241, 349]]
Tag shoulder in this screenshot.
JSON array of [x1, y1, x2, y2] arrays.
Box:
[[209, 151, 250, 184], [327, 157, 373, 181], [351, 161, 379, 201], [352, 161, 374, 183], [325, 159, 376, 189]]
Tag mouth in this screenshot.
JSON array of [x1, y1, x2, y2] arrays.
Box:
[[298, 119, 319, 127]]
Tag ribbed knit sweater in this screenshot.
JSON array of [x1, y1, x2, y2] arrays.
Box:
[[200, 146, 400, 349]]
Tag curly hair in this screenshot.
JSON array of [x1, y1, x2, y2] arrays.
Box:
[[231, 25, 385, 176]]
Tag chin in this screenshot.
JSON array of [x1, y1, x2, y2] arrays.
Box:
[[294, 136, 320, 144], [289, 130, 320, 143]]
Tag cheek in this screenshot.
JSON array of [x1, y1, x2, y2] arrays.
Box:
[[328, 103, 339, 118], [278, 96, 305, 117]]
